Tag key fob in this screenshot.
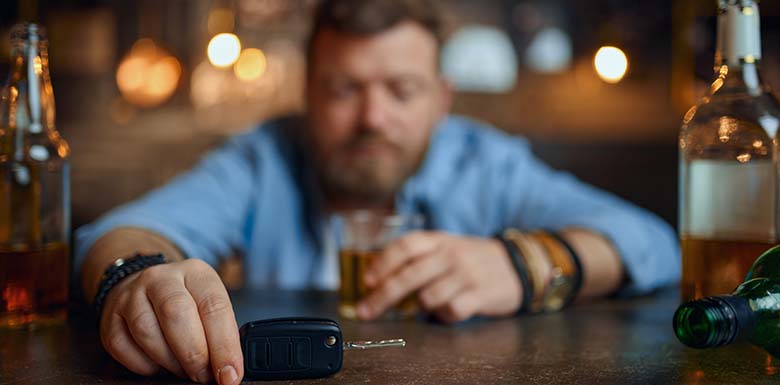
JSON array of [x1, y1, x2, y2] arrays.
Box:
[[240, 317, 343, 380]]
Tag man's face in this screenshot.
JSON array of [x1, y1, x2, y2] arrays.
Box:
[[306, 21, 451, 204]]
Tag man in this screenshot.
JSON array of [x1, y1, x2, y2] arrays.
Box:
[[76, 0, 679, 384]]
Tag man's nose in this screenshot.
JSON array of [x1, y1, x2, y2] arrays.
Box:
[[359, 87, 391, 133]]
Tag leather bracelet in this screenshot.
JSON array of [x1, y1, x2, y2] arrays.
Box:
[[495, 232, 533, 314], [93, 253, 166, 317], [545, 230, 584, 307], [508, 231, 550, 313], [533, 231, 578, 311]]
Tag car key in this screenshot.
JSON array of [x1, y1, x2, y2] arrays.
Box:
[[240, 317, 406, 380]]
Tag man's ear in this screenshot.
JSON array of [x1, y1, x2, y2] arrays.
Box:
[[437, 75, 454, 116]]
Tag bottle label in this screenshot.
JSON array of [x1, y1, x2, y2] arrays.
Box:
[[683, 159, 775, 240], [717, 1, 762, 66]]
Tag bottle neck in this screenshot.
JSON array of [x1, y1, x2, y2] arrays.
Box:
[[674, 295, 756, 349], [715, 62, 766, 96], [711, 2, 767, 97], [5, 23, 55, 136], [715, 0, 761, 69]]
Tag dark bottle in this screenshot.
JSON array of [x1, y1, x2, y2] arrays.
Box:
[[674, 245, 780, 356]]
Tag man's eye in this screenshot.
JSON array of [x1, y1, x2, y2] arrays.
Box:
[[391, 82, 421, 102], [329, 83, 358, 98]]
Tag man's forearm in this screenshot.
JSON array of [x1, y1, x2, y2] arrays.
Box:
[[80, 227, 185, 303], [559, 228, 624, 299]]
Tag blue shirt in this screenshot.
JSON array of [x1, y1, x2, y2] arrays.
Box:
[[75, 115, 680, 295]]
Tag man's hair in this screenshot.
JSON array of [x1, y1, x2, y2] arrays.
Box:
[[306, 0, 443, 59]]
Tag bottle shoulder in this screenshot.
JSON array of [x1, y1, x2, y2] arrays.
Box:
[[680, 90, 779, 161], [684, 91, 780, 127], [0, 130, 70, 166], [746, 246, 780, 281]]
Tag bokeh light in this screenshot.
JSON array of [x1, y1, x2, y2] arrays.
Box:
[[594, 46, 628, 84], [116, 38, 181, 107], [234, 48, 267, 82], [525, 27, 572, 74], [441, 25, 518, 93], [207, 33, 241, 68]]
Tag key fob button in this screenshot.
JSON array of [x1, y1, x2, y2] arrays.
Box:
[[293, 337, 312, 369], [247, 337, 270, 371], [269, 337, 292, 370]]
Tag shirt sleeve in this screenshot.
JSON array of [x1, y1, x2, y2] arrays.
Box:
[[498, 136, 680, 296], [74, 132, 259, 270]]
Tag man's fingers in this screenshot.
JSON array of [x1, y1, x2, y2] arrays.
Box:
[[364, 231, 440, 287], [145, 268, 211, 384], [418, 272, 469, 310], [184, 264, 244, 385], [359, 251, 449, 319], [122, 291, 186, 378], [102, 312, 162, 376], [434, 289, 482, 324]]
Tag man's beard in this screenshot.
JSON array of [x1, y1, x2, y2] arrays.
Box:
[[312, 131, 427, 204]]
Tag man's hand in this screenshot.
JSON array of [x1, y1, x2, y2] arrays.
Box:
[[99, 259, 243, 385], [358, 231, 523, 323]]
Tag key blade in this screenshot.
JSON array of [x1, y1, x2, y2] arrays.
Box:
[[343, 339, 406, 350]]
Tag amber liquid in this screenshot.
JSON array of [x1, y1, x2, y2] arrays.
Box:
[[681, 237, 776, 301], [339, 249, 418, 320], [0, 242, 69, 328]]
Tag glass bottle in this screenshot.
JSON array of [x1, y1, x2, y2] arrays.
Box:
[[674, 245, 780, 357], [678, 0, 780, 301], [0, 23, 70, 328]]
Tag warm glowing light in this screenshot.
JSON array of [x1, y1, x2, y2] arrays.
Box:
[[718, 116, 737, 143], [594, 46, 628, 84], [33, 56, 43, 75], [234, 48, 267, 81], [208, 33, 241, 68], [683, 106, 697, 125], [208, 8, 235, 35], [766, 354, 779, 376], [148, 57, 182, 96], [116, 39, 181, 107], [710, 77, 724, 94]]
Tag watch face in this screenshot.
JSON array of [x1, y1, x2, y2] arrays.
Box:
[[544, 280, 575, 312]]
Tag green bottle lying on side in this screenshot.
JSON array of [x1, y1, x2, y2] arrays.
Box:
[[674, 245, 780, 357]]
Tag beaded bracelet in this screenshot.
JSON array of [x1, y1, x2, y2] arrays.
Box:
[[93, 253, 166, 317]]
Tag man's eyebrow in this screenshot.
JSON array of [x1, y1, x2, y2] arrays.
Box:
[[319, 75, 357, 86], [318, 73, 428, 85], [387, 74, 427, 85]]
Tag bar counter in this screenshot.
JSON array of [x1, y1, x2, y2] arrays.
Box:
[[0, 288, 774, 384]]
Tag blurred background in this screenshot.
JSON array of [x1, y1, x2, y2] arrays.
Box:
[[2, 0, 780, 231]]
